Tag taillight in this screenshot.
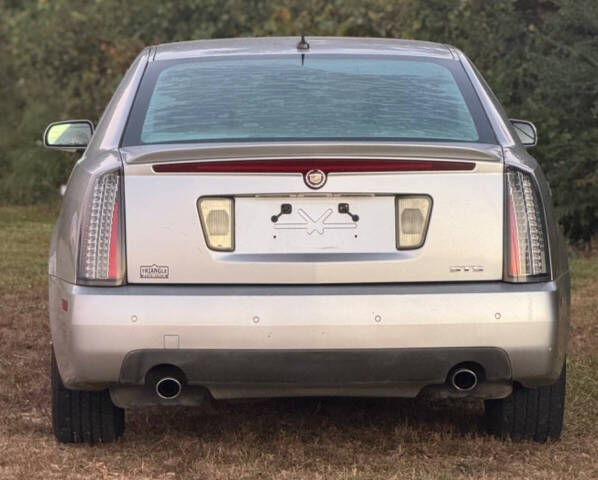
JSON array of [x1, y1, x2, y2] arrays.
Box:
[[505, 167, 550, 282], [78, 169, 126, 284]]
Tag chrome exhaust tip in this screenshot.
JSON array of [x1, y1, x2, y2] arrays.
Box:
[[155, 377, 182, 399], [451, 368, 478, 391]]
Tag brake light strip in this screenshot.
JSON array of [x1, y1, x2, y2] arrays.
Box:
[[153, 159, 476, 174]]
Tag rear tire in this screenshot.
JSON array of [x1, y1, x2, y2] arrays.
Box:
[[51, 349, 125, 443], [485, 361, 566, 442]]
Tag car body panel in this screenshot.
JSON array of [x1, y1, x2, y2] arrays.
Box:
[[123, 155, 504, 284], [49, 273, 568, 395]]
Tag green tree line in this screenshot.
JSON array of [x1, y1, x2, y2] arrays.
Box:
[[0, 0, 596, 244]]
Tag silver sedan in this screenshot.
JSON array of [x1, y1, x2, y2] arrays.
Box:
[[43, 36, 569, 444]]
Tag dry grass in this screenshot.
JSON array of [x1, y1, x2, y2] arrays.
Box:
[[0, 205, 596, 479]]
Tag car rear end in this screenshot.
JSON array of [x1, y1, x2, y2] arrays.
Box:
[[47, 38, 569, 443]]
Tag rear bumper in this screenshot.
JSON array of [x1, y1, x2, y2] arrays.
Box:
[[49, 275, 569, 397]]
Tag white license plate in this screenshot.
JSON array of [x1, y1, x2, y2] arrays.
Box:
[[235, 196, 396, 253]]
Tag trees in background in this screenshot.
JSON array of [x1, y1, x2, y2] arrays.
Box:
[[523, 0, 598, 245], [0, 0, 596, 243]]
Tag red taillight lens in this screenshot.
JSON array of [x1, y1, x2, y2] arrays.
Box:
[[108, 201, 120, 279], [505, 167, 549, 282], [507, 196, 520, 277], [78, 169, 125, 285]]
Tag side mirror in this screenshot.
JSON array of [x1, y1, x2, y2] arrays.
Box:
[[43, 120, 94, 152], [510, 119, 537, 147]]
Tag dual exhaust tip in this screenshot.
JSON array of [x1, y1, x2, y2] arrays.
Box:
[[153, 367, 478, 399]]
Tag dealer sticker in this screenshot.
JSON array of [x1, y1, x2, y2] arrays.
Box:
[[140, 264, 169, 279]]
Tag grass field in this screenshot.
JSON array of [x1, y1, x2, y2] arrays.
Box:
[[0, 205, 596, 479]]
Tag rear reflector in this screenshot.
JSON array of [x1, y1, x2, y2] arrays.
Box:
[[78, 169, 125, 284], [153, 159, 475, 174], [197, 197, 234, 251], [396, 196, 432, 249], [505, 167, 549, 282]]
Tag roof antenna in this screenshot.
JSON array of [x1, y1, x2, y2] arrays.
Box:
[[297, 34, 309, 66], [297, 34, 310, 51]]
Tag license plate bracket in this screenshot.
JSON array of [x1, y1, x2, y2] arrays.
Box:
[[235, 196, 396, 254]]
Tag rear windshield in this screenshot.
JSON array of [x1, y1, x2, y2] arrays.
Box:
[[122, 55, 495, 146]]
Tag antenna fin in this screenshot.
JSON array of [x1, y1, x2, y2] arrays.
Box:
[[297, 35, 310, 50]]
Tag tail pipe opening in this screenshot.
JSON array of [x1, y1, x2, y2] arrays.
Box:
[[146, 365, 186, 400], [450, 368, 478, 391], [155, 377, 182, 399]]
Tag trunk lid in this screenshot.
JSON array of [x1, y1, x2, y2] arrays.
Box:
[[121, 143, 503, 284]]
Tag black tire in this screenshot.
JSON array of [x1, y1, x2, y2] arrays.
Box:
[[485, 361, 566, 442], [51, 349, 125, 443]]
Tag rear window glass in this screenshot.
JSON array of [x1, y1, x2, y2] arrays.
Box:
[[122, 55, 495, 145]]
